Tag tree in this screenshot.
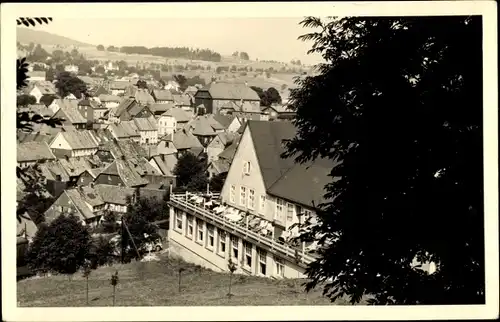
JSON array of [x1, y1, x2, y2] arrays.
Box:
[[55, 71, 88, 99], [282, 16, 483, 305], [40, 94, 56, 107], [239, 52, 250, 60], [29, 44, 49, 62], [173, 152, 208, 190], [230, 65, 237, 72], [107, 45, 118, 52], [96, 44, 105, 51], [209, 172, 227, 192], [26, 214, 91, 276], [51, 49, 65, 63], [266, 87, 282, 105], [17, 94, 37, 107], [136, 80, 148, 89], [46, 68, 56, 82], [95, 65, 105, 74], [121, 193, 162, 259]]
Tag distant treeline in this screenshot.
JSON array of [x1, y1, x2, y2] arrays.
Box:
[[118, 46, 222, 62]]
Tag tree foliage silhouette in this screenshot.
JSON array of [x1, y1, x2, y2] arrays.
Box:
[[282, 16, 484, 305]]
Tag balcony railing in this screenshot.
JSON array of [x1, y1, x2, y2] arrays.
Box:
[[169, 192, 317, 265]]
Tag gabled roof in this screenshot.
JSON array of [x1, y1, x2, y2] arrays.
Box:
[[149, 102, 175, 114], [56, 130, 99, 150], [217, 140, 239, 161], [210, 158, 231, 174], [213, 114, 236, 129], [172, 94, 191, 106], [151, 154, 178, 176], [99, 158, 154, 187], [217, 131, 238, 147], [77, 76, 94, 85], [245, 120, 339, 208], [39, 160, 71, 182], [152, 89, 174, 101], [199, 82, 260, 101], [94, 184, 135, 205], [246, 120, 297, 189], [58, 156, 97, 177], [134, 116, 157, 131], [108, 121, 140, 139], [172, 129, 203, 150], [64, 187, 105, 219], [112, 98, 137, 118], [266, 157, 336, 208], [101, 138, 148, 160], [161, 107, 191, 123], [127, 87, 155, 105], [94, 86, 110, 96], [27, 81, 56, 95], [52, 99, 86, 124], [17, 141, 56, 163], [189, 115, 218, 137], [98, 94, 121, 102]]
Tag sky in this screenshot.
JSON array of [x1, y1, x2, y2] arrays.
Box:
[[30, 17, 324, 66]]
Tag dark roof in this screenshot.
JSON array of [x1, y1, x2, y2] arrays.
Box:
[[212, 114, 235, 129], [161, 108, 191, 123], [149, 102, 175, 114], [99, 158, 155, 187], [247, 120, 297, 189], [53, 99, 86, 124], [98, 94, 121, 102], [94, 86, 110, 96], [217, 140, 239, 161], [172, 129, 203, 150], [267, 157, 338, 208], [151, 154, 177, 177]]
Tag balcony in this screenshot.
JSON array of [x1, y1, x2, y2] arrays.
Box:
[[168, 192, 318, 265]]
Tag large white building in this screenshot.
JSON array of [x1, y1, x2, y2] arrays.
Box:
[[168, 120, 335, 278]]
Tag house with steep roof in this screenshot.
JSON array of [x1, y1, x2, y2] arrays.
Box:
[[158, 108, 191, 136], [261, 103, 296, 121], [107, 121, 141, 142], [151, 89, 174, 104], [107, 98, 153, 122], [94, 184, 167, 214], [125, 87, 155, 106], [58, 155, 105, 183], [17, 141, 57, 168], [26, 82, 57, 104], [207, 158, 231, 179], [98, 94, 122, 109], [185, 114, 226, 147], [78, 99, 107, 123], [109, 80, 130, 96], [44, 186, 106, 227], [149, 154, 178, 187], [99, 138, 149, 161], [149, 102, 175, 117], [220, 120, 338, 236], [77, 75, 95, 87], [50, 99, 87, 129], [94, 156, 161, 188], [172, 94, 192, 109], [194, 82, 261, 114], [94, 86, 110, 97], [134, 116, 158, 145], [213, 114, 242, 133], [49, 130, 99, 158], [206, 132, 239, 164], [161, 129, 204, 158]]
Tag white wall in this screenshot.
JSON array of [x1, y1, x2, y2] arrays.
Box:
[[158, 116, 176, 137], [103, 101, 119, 109], [50, 133, 72, 150], [168, 207, 307, 279], [140, 130, 158, 144], [221, 126, 268, 219]]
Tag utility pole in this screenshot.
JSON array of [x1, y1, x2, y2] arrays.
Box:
[[121, 219, 125, 264]]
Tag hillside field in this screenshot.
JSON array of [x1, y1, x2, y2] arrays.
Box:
[[17, 253, 366, 307]]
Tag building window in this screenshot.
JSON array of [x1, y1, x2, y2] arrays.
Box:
[[286, 203, 294, 223], [218, 229, 227, 255], [248, 189, 255, 210], [230, 185, 236, 203], [275, 257, 285, 277], [207, 224, 215, 248], [258, 248, 267, 276], [244, 241, 252, 268], [259, 195, 266, 214], [276, 198, 284, 222], [240, 186, 246, 207], [176, 212, 183, 230], [243, 161, 251, 175], [186, 215, 193, 237], [197, 219, 204, 242], [231, 235, 239, 261]]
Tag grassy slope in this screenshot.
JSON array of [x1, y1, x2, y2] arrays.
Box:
[[17, 253, 357, 307]]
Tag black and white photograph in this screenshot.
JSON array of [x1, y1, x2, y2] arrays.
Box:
[[1, 1, 498, 321]]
